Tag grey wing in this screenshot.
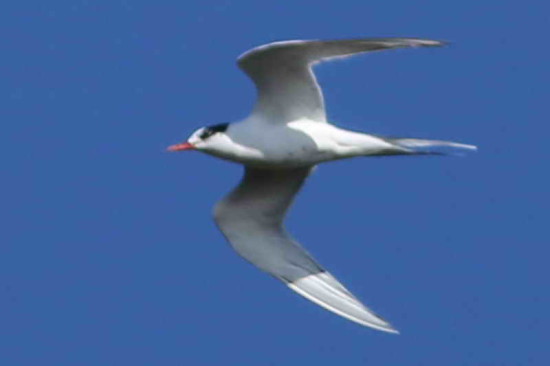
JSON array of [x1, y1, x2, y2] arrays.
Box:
[[238, 38, 445, 123], [213, 167, 398, 333]]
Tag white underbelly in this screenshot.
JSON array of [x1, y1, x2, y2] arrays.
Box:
[[214, 145, 334, 168]]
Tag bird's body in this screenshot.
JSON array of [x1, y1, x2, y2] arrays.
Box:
[[168, 37, 476, 333], [204, 119, 401, 167]]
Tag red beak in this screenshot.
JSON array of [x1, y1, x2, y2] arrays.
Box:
[[167, 142, 195, 152]]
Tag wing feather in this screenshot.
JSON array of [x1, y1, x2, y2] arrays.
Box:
[[238, 38, 445, 123], [213, 167, 397, 332]]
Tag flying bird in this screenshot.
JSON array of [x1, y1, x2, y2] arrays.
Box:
[[168, 38, 476, 333]]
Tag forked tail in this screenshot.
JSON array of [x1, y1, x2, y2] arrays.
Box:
[[386, 137, 478, 156]]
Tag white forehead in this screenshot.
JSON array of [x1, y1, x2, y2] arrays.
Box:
[[187, 127, 206, 143], [192, 127, 206, 137]]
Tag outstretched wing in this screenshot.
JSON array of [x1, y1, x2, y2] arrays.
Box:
[[238, 38, 445, 123], [213, 167, 397, 333]]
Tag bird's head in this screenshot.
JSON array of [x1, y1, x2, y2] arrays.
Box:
[[167, 123, 230, 152]]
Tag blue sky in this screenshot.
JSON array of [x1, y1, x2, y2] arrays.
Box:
[[1, 1, 548, 365]]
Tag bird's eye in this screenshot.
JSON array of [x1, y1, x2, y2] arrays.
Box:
[[199, 123, 229, 140], [199, 129, 214, 139]]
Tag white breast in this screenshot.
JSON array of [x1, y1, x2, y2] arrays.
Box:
[[219, 119, 327, 167]]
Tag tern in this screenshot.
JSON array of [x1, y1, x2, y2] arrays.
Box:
[[168, 38, 476, 333]]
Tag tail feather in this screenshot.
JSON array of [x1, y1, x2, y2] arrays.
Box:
[[387, 137, 478, 156], [286, 271, 399, 333]]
